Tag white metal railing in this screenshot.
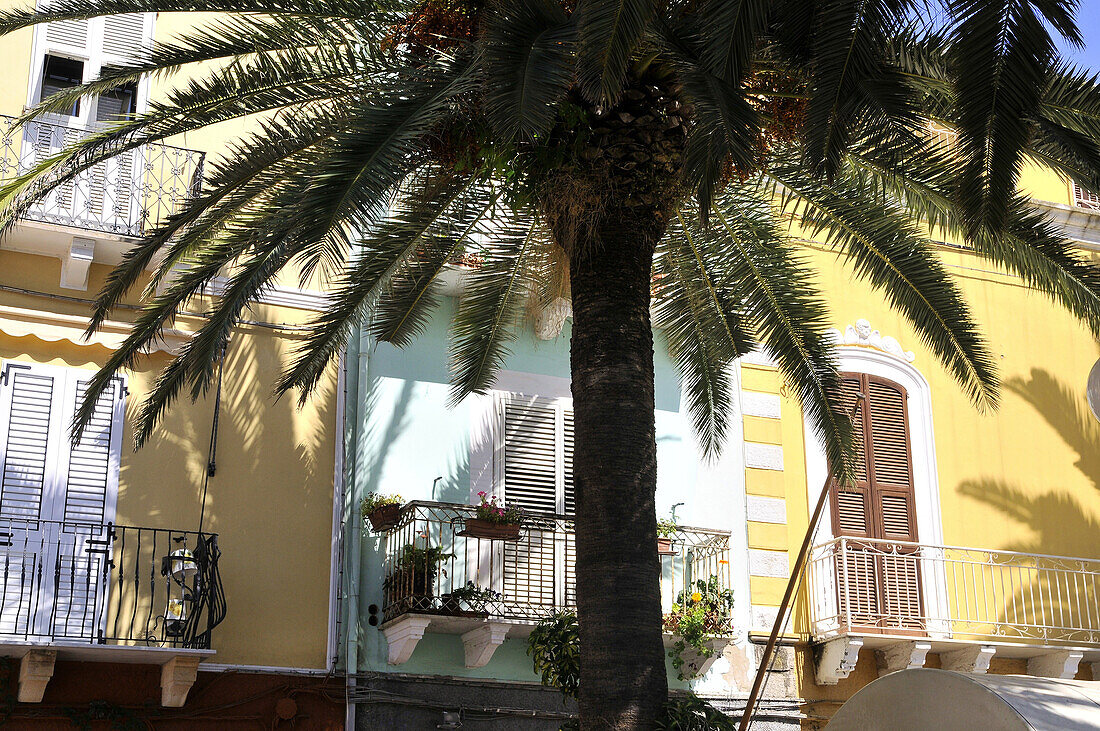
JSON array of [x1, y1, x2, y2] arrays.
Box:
[[1073, 181, 1100, 211], [807, 537, 1100, 645], [0, 115, 204, 237]]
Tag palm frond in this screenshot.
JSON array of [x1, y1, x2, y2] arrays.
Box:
[[947, 0, 1076, 232], [448, 216, 544, 405], [482, 0, 576, 141], [767, 161, 999, 409], [575, 0, 657, 105]]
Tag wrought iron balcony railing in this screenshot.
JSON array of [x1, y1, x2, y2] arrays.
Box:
[[0, 517, 225, 650], [379, 500, 733, 628], [807, 536, 1100, 645], [0, 115, 204, 237]]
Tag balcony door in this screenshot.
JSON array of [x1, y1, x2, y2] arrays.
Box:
[[830, 373, 924, 633], [26, 7, 153, 234], [0, 362, 124, 642], [497, 395, 576, 612]]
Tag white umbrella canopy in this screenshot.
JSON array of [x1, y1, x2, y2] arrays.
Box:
[[827, 668, 1100, 730]]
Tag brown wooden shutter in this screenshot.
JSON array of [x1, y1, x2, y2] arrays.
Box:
[[830, 372, 923, 631]]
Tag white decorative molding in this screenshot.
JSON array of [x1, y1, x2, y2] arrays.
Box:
[[18, 650, 55, 703], [1027, 650, 1083, 679], [0, 303, 191, 354], [667, 637, 730, 679], [876, 641, 931, 676], [745, 443, 784, 471], [741, 391, 781, 419], [461, 622, 510, 668], [940, 645, 996, 674], [160, 655, 201, 707], [59, 237, 96, 290], [740, 349, 777, 367], [750, 605, 780, 632], [815, 636, 864, 685], [382, 615, 432, 665], [748, 549, 789, 578], [534, 297, 571, 340], [746, 495, 787, 524], [1033, 199, 1100, 251], [826, 318, 915, 362]]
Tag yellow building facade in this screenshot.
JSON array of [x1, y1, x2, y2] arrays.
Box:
[[738, 166, 1100, 724], [0, 7, 345, 725]]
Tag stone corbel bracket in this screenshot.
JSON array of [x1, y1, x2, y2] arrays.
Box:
[[60, 237, 96, 291], [876, 640, 931, 676], [1028, 650, 1083, 679], [815, 636, 864, 685], [382, 615, 432, 665], [18, 649, 56, 703], [161, 655, 201, 707], [940, 645, 996, 674], [462, 622, 510, 668]]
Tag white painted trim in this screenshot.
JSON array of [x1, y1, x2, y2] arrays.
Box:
[[325, 353, 347, 672], [744, 442, 783, 471], [746, 495, 787, 524], [741, 391, 781, 419], [802, 346, 950, 637]]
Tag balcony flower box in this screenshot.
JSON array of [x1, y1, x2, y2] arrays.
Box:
[[367, 503, 402, 532], [361, 492, 404, 533], [657, 538, 677, 555], [462, 518, 521, 541]]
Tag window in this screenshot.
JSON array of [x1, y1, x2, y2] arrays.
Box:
[[829, 372, 923, 632], [31, 8, 153, 123], [41, 55, 83, 116], [94, 71, 137, 122], [0, 361, 125, 640], [1073, 181, 1100, 211], [499, 395, 574, 516]]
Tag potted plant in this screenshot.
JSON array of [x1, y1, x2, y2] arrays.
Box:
[[656, 516, 678, 555], [439, 582, 503, 618], [361, 492, 403, 532], [663, 576, 734, 679], [386, 543, 455, 610], [461, 492, 525, 541]]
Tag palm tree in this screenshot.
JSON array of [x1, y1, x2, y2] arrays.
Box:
[[3, 0, 1100, 727]]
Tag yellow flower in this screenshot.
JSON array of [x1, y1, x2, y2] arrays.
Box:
[[691, 592, 702, 603]]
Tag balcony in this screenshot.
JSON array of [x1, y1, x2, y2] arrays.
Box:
[[0, 115, 204, 238], [806, 537, 1100, 683], [377, 501, 734, 669], [0, 518, 226, 705]]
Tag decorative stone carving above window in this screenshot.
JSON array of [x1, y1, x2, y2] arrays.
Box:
[[826, 318, 915, 362]]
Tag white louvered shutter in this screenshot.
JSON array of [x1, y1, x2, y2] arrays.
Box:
[[0, 364, 63, 638], [51, 373, 122, 640], [0, 363, 124, 641]]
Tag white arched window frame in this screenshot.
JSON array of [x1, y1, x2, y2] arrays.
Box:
[[802, 330, 951, 638]]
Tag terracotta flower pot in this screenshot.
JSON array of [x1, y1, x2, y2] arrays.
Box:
[[462, 518, 521, 541], [367, 503, 401, 532], [657, 537, 677, 555]]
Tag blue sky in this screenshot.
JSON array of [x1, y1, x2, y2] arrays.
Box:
[[1060, 9, 1100, 71]]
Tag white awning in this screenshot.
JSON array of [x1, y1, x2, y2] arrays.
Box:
[[827, 668, 1100, 730], [0, 304, 191, 354]]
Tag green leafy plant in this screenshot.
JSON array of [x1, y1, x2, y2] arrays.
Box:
[[474, 491, 525, 525], [447, 581, 503, 603], [527, 610, 580, 701], [657, 695, 737, 730], [360, 492, 403, 517], [663, 576, 734, 680], [656, 516, 679, 539], [387, 543, 456, 598]]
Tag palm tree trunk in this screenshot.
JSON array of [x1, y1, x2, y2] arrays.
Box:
[[568, 207, 668, 730]]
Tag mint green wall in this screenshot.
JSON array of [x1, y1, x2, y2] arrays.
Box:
[[344, 296, 739, 685]]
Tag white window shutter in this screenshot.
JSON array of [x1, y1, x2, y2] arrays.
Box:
[[39, 0, 89, 53], [100, 14, 147, 59], [501, 396, 574, 516], [62, 378, 123, 525], [0, 364, 61, 521]]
